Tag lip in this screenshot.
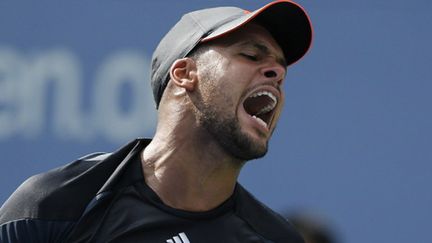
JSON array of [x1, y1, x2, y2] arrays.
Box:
[[243, 85, 281, 104], [239, 84, 281, 134]]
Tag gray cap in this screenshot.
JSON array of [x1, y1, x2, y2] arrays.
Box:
[[151, 0, 313, 108]]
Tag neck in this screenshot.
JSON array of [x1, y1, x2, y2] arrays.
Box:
[[141, 119, 244, 212]]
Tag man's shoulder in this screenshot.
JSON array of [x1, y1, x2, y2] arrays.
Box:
[[0, 152, 112, 224], [0, 138, 148, 225], [235, 185, 304, 243]]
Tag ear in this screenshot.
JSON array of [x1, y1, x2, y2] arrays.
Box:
[[169, 58, 198, 92]]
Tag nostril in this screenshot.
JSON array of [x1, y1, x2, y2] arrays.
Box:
[[264, 70, 277, 78]]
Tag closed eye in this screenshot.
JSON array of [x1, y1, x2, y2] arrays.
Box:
[[240, 53, 258, 61]]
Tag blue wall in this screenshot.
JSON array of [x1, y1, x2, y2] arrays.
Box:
[[1, 1, 431, 242]]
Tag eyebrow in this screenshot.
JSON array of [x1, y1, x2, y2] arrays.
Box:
[[237, 41, 287, 67]]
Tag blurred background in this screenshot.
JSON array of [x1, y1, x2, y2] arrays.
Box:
[[1, 0, 431, 242]]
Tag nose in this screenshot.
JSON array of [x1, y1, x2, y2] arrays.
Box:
[[261, 62, 286, 86]]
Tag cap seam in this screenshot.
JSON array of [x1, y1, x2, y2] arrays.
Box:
[[188, 13, 206, 36], [191, 11, 245, 40]]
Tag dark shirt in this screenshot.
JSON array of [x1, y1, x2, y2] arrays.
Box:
[[0, 139, 304, 243]]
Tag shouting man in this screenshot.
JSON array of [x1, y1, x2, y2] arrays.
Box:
[[0, 1, 312, 242]]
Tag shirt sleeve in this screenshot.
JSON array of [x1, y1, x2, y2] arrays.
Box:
[[0, 218, 75, 243]]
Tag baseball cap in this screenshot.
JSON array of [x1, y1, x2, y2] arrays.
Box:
[[151, 0, 313, 108]]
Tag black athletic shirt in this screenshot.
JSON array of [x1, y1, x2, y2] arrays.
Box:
[[0, 139, 304, 243]]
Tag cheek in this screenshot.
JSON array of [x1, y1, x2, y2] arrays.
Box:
[[197, 55, 253, 109], [219, 63, 256, 96]]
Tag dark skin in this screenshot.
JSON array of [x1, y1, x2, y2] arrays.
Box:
[[141, 22, 287, 212]]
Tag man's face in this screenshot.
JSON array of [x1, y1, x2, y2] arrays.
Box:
[[192, 23, 287, 161]]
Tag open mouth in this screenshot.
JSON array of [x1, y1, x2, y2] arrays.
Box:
[[243, 90, 277, 128]]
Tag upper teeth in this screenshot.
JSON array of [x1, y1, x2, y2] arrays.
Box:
[[249, 91, 277, 115]]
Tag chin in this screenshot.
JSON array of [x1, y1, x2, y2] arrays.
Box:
[[225, 131, 270, 161], [197, 102, 271, 161]]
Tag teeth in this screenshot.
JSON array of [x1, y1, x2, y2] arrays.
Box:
[[249, 91, 277, 115], [250, 91, 277, 102]]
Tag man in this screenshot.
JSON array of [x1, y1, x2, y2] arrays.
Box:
[[0, 1, 312, 242]]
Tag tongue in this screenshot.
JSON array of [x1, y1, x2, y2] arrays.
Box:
[[243, 95, 274, 116]]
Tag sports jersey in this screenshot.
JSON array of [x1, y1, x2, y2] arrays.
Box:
[[0, 139, 304, 243]]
